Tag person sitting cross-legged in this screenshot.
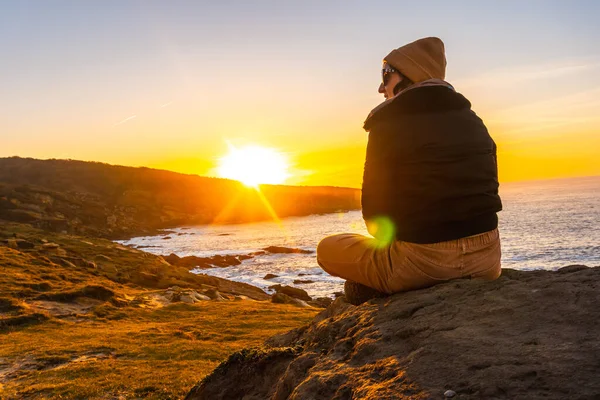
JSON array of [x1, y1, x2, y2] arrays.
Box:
[[317, 37, 503, 305]]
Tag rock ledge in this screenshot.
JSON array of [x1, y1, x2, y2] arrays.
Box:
[[186, 266, 600, 399]]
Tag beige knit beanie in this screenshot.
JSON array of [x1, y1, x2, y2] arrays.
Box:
[[384, 37, 447, 83]]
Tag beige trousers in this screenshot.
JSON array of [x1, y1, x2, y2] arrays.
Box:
[[317, 228, 501, 294]]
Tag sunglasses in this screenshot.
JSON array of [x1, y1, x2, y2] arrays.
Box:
[[381, 65, 397, 86]]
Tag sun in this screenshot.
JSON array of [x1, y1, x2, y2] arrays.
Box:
[[217, 145, 290, 187]]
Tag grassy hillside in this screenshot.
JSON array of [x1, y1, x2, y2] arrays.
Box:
[[0, 157, 361, 239], [0, 222, 319, 399]]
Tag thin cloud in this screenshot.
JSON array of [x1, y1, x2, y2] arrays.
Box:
[[160, 101, 173, 108], [486, 86, 600, 135], [454, 59, 600, 89], [490, 86, 600, 118], [113, 115, 137, 126]]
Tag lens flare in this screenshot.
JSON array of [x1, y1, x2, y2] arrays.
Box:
[[366, 216, 396, 247]]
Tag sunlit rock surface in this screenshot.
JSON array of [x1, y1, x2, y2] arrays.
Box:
[[186, 266, 600, 399]]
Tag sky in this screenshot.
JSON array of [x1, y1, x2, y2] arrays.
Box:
[[1, 0, 599, 188]]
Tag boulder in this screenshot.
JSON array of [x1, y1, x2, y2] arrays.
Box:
[[209, 255, 242, 267], [178, 256, 206, 268], [263, 246, 313, 254], [444, 389, 457, 398], [191, 291, 211, 301], [7, 239, 35, 250], [293, 279, 314, 285], [40, 243, 67, 257], [204, 289, 225, 301], [80, 285, 115, 301], [163, 253, 181, 265], [263, 274, 279, 280], [271, 293, 310, 308], [186, 267, 600, 400], [308, 297, 333, 308], [557, 264, 589, 274], [179, 294, 196, 304], [268, 285, 312, 302]]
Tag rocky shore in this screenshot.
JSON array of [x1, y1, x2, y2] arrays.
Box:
[[3, 219, 599, 399], [0, 223, 334, 318], [3, 157, 598, 399], [186, 265, 600, 399], [0, 221, 320, 398], [161, 246, 314, 269]]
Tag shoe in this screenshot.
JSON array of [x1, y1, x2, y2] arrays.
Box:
[[343, 280, 387, 306]]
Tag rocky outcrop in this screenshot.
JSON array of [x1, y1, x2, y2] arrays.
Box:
[[163, 248, 315, 270], [0, 222, 270, 303], [271, 293, 310, 308], [263, 246, 314, 254], [162, 253, 244, 269], [4, 239, 35, 250], [293, 279, 314, 285], [186, 266, 600, 399], [268, 285, 312, 302]]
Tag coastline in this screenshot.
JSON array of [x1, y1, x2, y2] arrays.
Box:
[[1, 158, 599, 398], [2, 221, 599, 398]]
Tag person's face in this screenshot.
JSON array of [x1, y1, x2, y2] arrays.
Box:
[[378, 63, 402, 100]]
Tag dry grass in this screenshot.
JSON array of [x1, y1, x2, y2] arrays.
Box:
[[1, 301, 317, 399], [0, 222, 319, 399]]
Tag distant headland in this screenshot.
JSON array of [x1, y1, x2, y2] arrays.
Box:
[[0, 157, 361, 240]]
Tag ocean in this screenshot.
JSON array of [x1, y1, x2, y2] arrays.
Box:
[[118, 176, 600, 298]]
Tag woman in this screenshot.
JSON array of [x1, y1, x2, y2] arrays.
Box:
[[317, 37, 503, 305]]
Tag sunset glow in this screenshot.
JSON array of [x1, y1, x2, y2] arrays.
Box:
[[1, 2, 599, 186], [217, 145, 290, 187]]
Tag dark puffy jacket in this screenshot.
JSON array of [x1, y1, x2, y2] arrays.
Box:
[[362, 85, 502, 244]]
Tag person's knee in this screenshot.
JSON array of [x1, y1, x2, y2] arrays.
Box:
[[316, 234, 349, 275], [316, 235, 336, 267], [317, 235, 341, 260]]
